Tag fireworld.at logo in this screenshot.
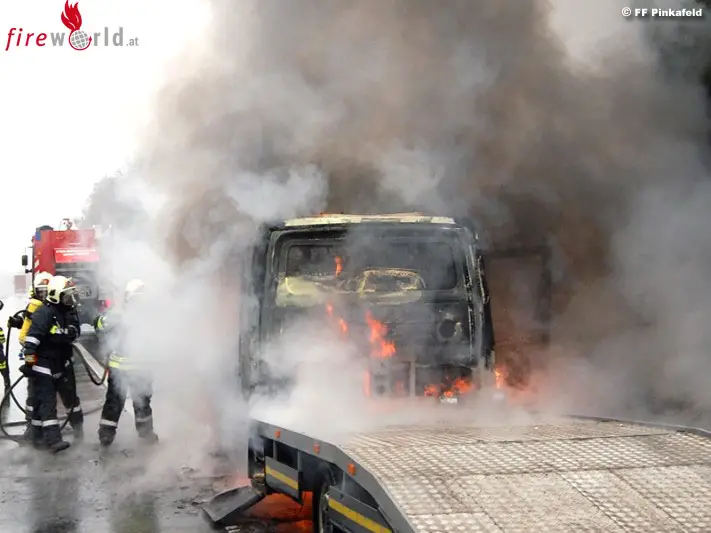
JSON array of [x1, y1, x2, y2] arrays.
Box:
[[5, 1, 139, 52]]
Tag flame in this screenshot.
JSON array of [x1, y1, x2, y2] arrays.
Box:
[[424, 376, 473, 398], [61, 1, 83, 31], [325, 303, 349, 335], [334, 256, 343, 276], [452, 376, 473, 394], [364, 310, 396, 359], [494, 367, 506, 389], [324, 304, 396, 398], [424, 384, 439, 397]]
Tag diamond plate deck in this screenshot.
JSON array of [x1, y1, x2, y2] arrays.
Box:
[[336, 419, 711, 532]]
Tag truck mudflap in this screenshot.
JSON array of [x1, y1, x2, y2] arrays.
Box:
[[251, 416, 711, 532]]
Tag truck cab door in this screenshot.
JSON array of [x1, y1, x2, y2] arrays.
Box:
[[238, 229, 270, 397], [455, 217, 552, 388]]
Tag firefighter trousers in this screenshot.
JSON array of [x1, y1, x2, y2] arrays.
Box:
[[30, 372, 64, 446], [99, 368, 154, 441], [26, 360, 84, 427]]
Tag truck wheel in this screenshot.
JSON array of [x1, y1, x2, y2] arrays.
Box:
[[312, 468, 343, 533]]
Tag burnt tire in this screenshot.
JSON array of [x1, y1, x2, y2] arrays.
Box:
[[312, 468, 343, 533]]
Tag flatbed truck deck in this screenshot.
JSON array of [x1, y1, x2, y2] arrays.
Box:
[[239, 415, 711, 532]]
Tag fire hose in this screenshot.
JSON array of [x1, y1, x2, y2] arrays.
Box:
[[0, 324, 108, 443]]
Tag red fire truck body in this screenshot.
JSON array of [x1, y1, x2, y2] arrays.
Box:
[[22, 224, 108, 324]]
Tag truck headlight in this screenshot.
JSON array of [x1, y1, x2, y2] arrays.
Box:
[[435, 311, 463, 343]]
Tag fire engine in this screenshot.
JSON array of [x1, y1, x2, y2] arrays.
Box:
[[21, 219, 110, 325]]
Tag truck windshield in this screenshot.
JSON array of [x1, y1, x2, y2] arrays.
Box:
[[281, 236, 460, 291]]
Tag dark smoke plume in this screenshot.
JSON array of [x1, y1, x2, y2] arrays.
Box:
[[86, 0, 711, 420]]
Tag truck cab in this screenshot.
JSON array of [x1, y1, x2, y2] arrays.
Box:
[[238, 213, 496, 401]]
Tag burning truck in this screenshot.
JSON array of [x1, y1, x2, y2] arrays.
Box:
[[236, 212, 549, 402], [206, 213, 711, 533]]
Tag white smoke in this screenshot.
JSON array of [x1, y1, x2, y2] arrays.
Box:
[[79, 0, 711, 486]]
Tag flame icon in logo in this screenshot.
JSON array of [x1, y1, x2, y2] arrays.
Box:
[[61, 1, 92, 51]]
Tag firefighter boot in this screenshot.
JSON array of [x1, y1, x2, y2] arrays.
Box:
[[139, 431, 159, 445], [49, 440, 71, 454], [98, 427, 116, 447], [135, 404, 158, 444], [30, 426, 46, 449], [44, 422, 70, 453], [137, 425, 159, 445]]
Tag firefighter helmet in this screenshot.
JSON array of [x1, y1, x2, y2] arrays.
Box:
[[124, 279, 146, 302], [32, 272, 53, 300], [46, 275, 78, 307]]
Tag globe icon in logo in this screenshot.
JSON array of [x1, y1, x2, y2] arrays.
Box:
[[69, 30, 90, 50], [61, 1, 93, 52]]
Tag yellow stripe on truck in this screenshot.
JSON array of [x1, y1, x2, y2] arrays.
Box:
[[328, 497, 392, 533], [265, 465, 299, 490]]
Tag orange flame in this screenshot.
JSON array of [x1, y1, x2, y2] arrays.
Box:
[[452, 376, 473, 394], [325, 303, 348, 336], [325, 302, 365, 395], [424, 384, 439, 397], [61, 1, 83, 31], [334, 256, 343, 276], [424, 376, 474, 398], [364, 310, 396, 359], [494, 367, 505, 389]]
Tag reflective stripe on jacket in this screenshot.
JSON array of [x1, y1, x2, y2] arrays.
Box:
[[108, 353, 135, 370]]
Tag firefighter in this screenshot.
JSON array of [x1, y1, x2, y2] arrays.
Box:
[[96, 279, 158, 447], [20, 275, 82, 453], [10, 273, 84, 443], [6, 273, 53, 437]]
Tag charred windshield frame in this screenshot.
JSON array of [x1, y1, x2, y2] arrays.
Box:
[[275, 228, 464, 292], [260, 224, 473, 336]]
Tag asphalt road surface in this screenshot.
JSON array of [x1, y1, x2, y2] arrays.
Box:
[[0, 339, 312, 533]]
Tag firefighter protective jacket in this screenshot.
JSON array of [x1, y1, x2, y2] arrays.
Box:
[[18, 297, 43, 345], [95, 311, 133, 370], [95, 310, 143, 370], [23, 303, 81, 375]]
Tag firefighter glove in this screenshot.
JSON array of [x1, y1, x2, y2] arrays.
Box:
[[19, 364, 32, 377], [7, 315, 22, 329]]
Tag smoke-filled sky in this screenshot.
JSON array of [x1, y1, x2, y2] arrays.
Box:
[[111, 0, 711, 421], [0, 0, 210, 285]]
